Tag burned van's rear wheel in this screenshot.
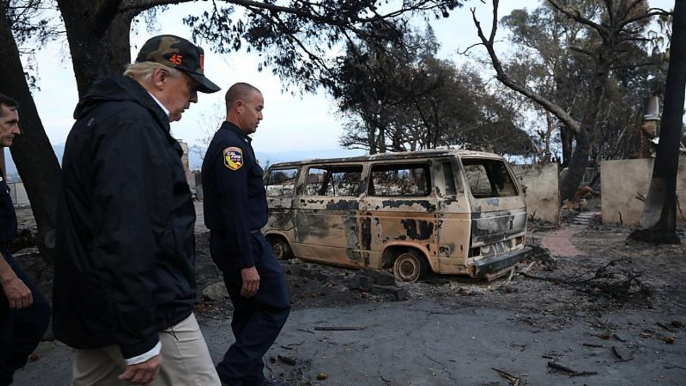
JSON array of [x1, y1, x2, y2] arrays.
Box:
[[393, 250, 428, 282], [269, 236, 293, 260]]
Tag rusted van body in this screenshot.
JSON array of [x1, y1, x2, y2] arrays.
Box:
[[263, 149, 530, 281]]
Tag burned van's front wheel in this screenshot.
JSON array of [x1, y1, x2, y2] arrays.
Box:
[[393, 250, 428, 282], [268, 236, 294, 260]]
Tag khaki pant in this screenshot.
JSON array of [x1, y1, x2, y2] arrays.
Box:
[[72, 313, 220, 386]]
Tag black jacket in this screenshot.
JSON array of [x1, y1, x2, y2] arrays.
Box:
[[53, 75, 197, 359], [201, 122, 267, 269]]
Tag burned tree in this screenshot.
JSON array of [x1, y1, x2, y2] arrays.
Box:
[[630, 0, 685, 245]]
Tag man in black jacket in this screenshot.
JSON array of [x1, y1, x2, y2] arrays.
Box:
[[202, 83, 290, 386], [54, 35, 221, 386], [0, 94, 50, 386]]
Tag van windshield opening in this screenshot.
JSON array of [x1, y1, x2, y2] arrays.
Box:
[[462, 159, 517, 198]]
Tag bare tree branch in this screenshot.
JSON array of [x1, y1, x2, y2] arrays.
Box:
[[547, 0, 608, 42], [120, 0, 454, 26], [569, 46, 594, 57], [470, 2, 581, 134], [620, 10, 672, 30], [120, 0, 182, 13]]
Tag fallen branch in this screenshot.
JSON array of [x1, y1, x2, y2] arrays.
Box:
[[547, 361, 577, 374], [547, 361, 597, 377], [657, 322, 676, 333], [571, 370, 599, 377], [505, 267, 516, 285], [521, 258, 649, 301], [492, 367, 520, 385], [520, 271, 569, 284], [314, 326, 366, 331]]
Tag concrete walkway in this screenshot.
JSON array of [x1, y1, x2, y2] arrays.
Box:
[[540, 225, 584, 257]]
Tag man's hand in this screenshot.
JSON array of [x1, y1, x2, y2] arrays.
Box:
[[1, 276, 32, 309], [118, 354, 162, 385], [240, 267, 260, 297]]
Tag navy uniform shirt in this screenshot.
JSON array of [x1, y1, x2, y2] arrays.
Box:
[[201, 122, 267, 268], [0, 170, 17, 247]]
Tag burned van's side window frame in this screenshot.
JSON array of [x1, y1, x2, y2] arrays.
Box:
[[368, 162, 432, 197], [461, 159, 518, 198], [442, 161, 457, 196], [303, 165, 363, 197], [265, 167, 299, 198]]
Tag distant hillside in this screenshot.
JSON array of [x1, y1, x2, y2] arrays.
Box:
[[4, 145, 65, 181], [188, 148, 367, 170]]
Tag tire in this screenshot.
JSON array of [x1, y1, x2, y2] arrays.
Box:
[[270, 237, 293, 260], [393, 250, 428, 282]]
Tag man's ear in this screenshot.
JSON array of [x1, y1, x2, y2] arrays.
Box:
[[235, 100, 244, 113], [151, 68, 169, 90]]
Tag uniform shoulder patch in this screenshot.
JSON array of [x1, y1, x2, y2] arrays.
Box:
[[223, 147, 243, 171]]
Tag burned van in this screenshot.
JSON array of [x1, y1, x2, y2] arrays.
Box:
[[263, 149, 530, 282]]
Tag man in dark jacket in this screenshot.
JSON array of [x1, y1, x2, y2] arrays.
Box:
[[54, 35, 221, 386], [0, 94, 50, 386], [202, 83, 290, 386]]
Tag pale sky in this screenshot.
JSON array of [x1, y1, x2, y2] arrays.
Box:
[[25, 0, 673, 154]]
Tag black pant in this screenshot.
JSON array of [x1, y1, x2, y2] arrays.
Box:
[[210, 232, 291, 386], [0, 252, 50, 386]]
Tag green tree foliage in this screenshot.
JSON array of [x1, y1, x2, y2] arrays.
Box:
[[332, 26, 530, 155], [184, 0, 460, 93], [502, 1, 667, 166], [4, 0, 60, 88], [473, 0, 669, 201]]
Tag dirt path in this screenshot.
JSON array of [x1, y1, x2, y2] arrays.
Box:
[[10, 206, 686, 385]]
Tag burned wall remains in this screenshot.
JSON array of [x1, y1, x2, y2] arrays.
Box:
[[601, 158, 686, 225]]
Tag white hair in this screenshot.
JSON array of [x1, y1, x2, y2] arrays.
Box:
[[124, 62, 183, 84]]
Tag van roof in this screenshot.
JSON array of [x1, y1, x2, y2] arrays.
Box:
[[267, 149, 504, 168]]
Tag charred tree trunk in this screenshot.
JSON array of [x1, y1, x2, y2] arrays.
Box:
[[560, 125, 573, 168], [560, 129, 591, 201], [0, 2, 61, 262], [559, 49, 612, 199], [57, 0, 134, 96], [629, 0, 685, 245]]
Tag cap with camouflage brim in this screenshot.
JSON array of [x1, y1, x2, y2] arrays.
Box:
[[135, 35, 221, 94]]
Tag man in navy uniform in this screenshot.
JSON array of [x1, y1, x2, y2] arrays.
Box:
[[0, 94, 50, 386], [201, 83, 290, 386]]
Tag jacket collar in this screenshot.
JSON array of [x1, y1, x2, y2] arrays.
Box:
[[75, 75, 171, 135], [221, 121, 252, 144]]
